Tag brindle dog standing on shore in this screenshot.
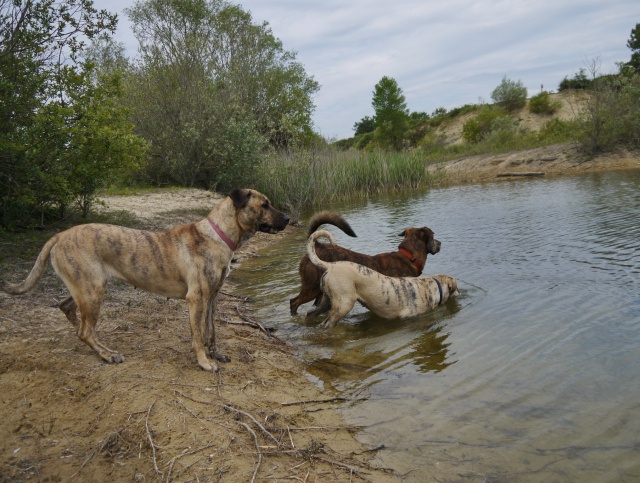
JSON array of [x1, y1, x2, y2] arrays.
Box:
[[1, 189, 289, 372], [289, 211, 441, 315]]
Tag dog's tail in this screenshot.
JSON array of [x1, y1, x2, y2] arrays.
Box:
[[307, 230, 336, 269], [1, 235, 58, 295], [307, 211, 357, 238]]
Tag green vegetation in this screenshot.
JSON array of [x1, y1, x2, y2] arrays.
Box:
[[371, 76, 410, 149], [253, 149, 435, 218], [1, 0, 146, 229], [528, 91, 562, 115], [122, 0, 319, 190], [626, 23, 640, 72], [574, 69, 640, 152], [491, 76, 528, 111]]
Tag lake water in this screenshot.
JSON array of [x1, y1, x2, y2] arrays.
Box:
[[230, 170, 640, 482]]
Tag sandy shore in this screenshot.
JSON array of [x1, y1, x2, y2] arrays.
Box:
[[427, 143, 639, 185]]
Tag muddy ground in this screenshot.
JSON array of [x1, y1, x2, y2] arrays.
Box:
[[1, 146, 638, 483]]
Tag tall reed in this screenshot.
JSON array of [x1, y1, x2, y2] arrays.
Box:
[[253, 148, 436, 218]]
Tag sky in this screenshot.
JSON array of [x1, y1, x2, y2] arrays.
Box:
[[93, 0, 640, 140]]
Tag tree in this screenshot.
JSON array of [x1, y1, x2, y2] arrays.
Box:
[[371, 76, 409, 149], [124, 0, 319, 189], [627, 22, 640, 72], [491, 76, 527, 111], [0, 0, 145, 227], [353, 116, 375, 136]]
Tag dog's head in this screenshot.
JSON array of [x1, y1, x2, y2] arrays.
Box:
[[399, 227, 441, 255], [230, 189, 290, 234]]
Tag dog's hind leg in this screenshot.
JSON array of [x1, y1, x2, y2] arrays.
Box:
[[319, 294, 355, 328], [306, 294, 331, 317], [290, 287, 322, 315], [54, 256, 124, 364], [320, 304, 352, 328], [59, 296, 79, 328], [75, 286, 125, 364]]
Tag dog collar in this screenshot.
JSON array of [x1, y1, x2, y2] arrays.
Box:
[[207, 219, 237, 251], [399, 248, 423, 273], [433, 277, 443, 305]]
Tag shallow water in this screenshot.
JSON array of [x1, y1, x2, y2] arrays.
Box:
[[230, 170, 640, 481]]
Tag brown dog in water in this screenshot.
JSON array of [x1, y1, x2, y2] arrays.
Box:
[[289, 211, 441, 315], [1, 189, 289, 372]]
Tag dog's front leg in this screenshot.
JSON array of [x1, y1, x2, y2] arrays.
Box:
[[205, 295, 230, 364], [186, 289, 219, 372]]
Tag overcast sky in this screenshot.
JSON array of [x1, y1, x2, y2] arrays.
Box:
[[94, 0, 640, 140]]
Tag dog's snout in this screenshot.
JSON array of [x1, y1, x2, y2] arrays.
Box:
[[430, 239, 442, 255]]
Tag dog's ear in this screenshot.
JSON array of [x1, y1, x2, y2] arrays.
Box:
[[229, 189, 252, 208], [398, 229, 407, 237]]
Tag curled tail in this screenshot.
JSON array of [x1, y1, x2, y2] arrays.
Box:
[[307, 230, 336, 270], [1, 235, 58, 295], [307, 211, 357, 238]]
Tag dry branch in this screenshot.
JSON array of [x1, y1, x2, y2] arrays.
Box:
[[240, 422, 262, 483], [145, 400, 164, 479]]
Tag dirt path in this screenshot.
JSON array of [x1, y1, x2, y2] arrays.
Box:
[[0, 191, 397, 482]]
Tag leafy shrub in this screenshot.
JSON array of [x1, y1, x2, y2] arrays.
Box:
[[461, 107, 507, 144], [529, 91, 562, 115], [576, 73, 640, 152], [491, 76, 528, 111], [536, 118, 576, 142], [558, 69, 592, 91]]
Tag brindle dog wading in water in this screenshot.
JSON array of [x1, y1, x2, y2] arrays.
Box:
[[1, 189, 289, 372]]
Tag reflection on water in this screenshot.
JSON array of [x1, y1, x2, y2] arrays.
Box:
[[307, 298, 462, 393], [230, 169, 640, 482]]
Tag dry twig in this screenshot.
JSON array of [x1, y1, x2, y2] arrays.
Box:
[[220, 403, 280, 446], [146, 400, 164, 479], [240, 422, 262, 483]]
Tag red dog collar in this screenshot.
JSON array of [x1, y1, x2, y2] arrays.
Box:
[[399, 248, 423, 273], [208, 219, 237, 251]]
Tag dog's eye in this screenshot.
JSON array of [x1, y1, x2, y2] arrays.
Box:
[[262, 201, 270, 209]]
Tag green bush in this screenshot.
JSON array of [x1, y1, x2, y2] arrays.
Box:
[[576, 73, 640, 152], [558, 69, 592, 91], [536, 118, 576, 142], [491, 76, 528, 111], [461, 107, 507, 144], [529, 91, 562, 115]]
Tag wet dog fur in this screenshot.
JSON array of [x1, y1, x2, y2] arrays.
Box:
[[307, 230, 457, 328], [1, 189, 289, 372], [289, 211, 441, 315]]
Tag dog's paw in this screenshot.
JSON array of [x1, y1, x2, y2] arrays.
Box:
[[213, 352, 231, 363], [106, 352, 125, 364], [198, 358, 219, 372]]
